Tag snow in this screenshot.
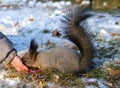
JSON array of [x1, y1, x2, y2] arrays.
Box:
[[0, 0, 120, 88], [0, 3, 66, 51], [0, 70, 20, 87]]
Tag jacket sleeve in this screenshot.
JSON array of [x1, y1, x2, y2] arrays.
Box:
[[0, 32, 17, 68]]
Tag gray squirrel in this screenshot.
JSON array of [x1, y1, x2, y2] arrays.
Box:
[[22, 6, 94, 73]]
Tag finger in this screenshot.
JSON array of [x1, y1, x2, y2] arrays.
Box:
[[28, 69, 37, 74]]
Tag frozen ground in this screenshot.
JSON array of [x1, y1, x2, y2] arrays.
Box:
[[0, 0, 120, 88]]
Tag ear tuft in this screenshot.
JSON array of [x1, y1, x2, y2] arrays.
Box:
[[29, 39, 38, 57]]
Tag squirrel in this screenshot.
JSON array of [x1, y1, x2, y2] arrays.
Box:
[[22, 6, 94, 73]]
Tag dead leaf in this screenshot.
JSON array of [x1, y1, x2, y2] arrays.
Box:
[[110, 69, 120, 77], [28, 17, 34, 21], [111, 33, 120, 36], [53, 74, 60, 83], [52, 29, 61, 37], [103, 82, 114, 88], [38, 81, 43, 88]]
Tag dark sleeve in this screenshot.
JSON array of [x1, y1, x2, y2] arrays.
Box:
[[0, 32, 17, 68]]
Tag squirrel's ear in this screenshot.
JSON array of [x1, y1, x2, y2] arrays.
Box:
[[29, 39, 38, 53], [28, 39, 38, 60]]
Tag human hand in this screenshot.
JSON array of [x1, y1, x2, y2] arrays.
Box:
[[10, 55, 36, 74]]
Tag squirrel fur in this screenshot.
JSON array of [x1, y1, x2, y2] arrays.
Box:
[[22, 6, 94, 73]]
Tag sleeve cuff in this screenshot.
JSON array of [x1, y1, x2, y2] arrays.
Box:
[[2, 50, 17, 68]]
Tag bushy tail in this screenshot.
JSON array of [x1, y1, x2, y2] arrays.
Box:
[[61, 6, 94, 70]]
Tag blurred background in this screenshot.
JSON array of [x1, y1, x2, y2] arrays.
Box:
[[0, 0, 120, 14]]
